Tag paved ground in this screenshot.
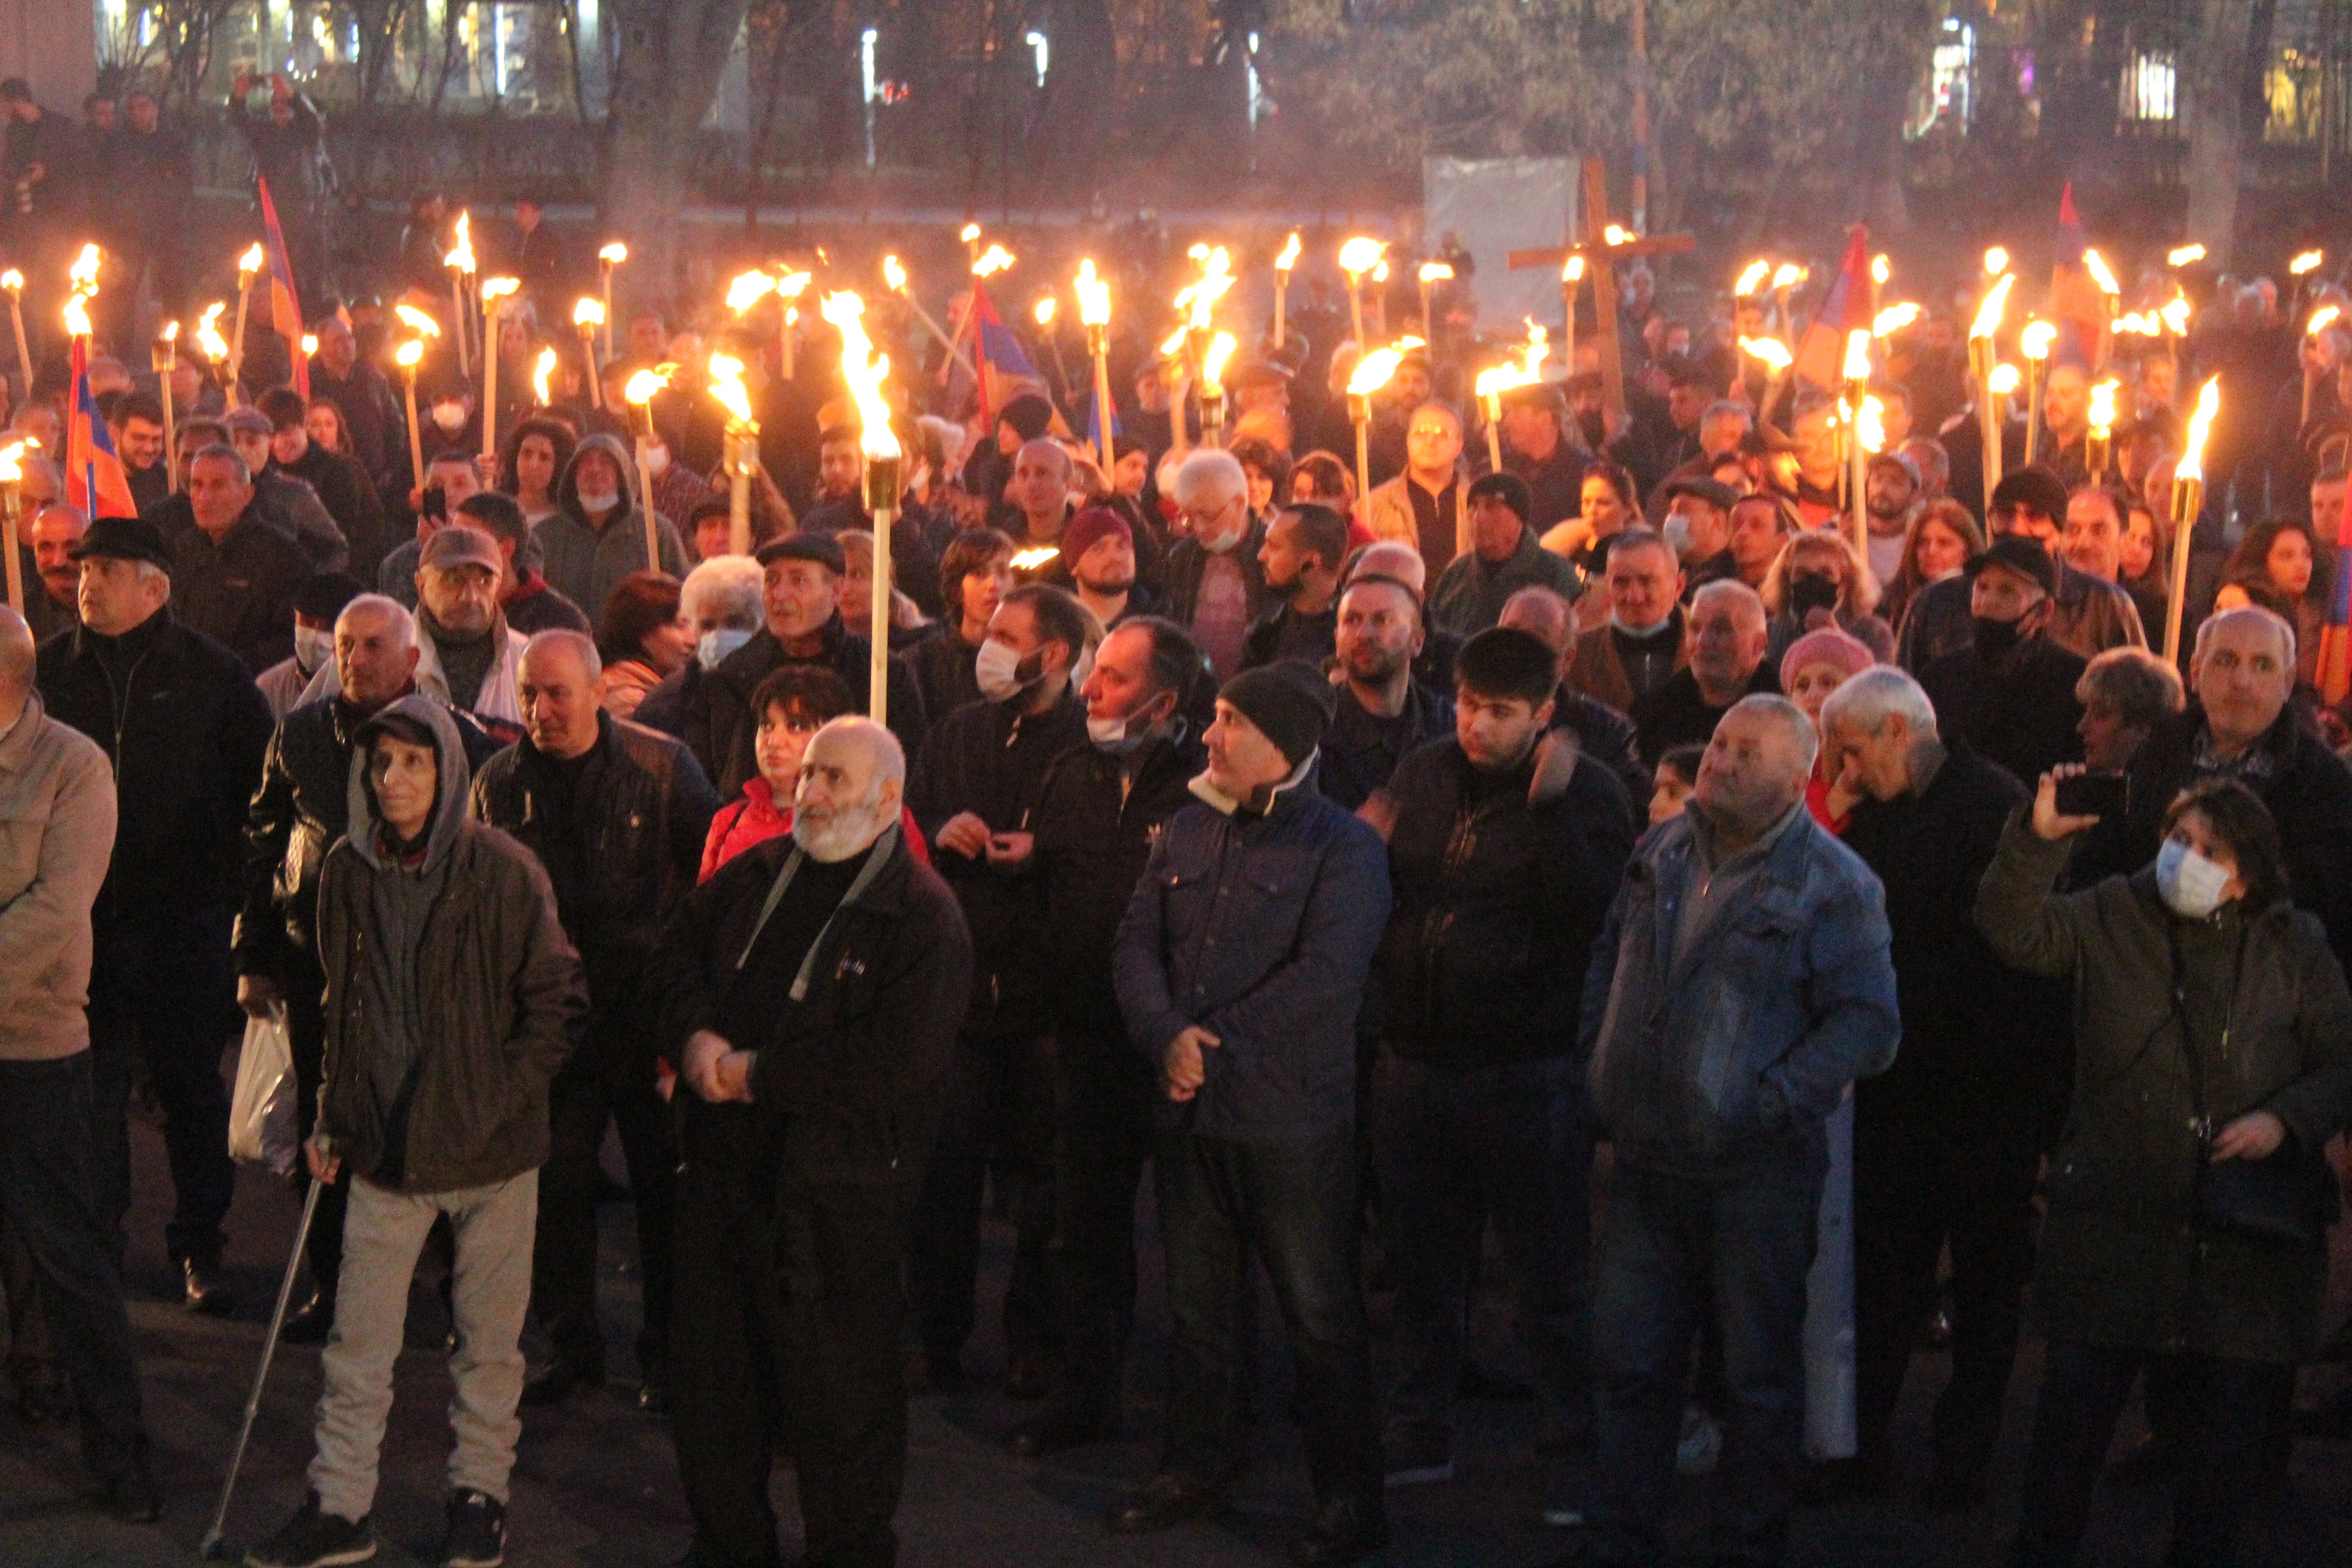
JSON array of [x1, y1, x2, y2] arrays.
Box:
[[5, 1106, 2352, 1567]]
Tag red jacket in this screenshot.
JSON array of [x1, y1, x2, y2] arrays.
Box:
[[697, 775, 933, 883]]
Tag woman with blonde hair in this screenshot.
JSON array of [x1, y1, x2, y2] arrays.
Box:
[[1762, 529, 1894, 666], [835, 529, 931, 648], [1881, 500, 1984, 639]]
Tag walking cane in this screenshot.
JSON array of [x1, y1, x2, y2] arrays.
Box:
[[201, 1178, 322, 1559]]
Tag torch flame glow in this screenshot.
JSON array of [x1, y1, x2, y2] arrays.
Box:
[[623, 367, 671, 407], [69, 244, 100, 292], [2021, 320, 2058, 361], [1009, 547, 1059, 571], [1521, 321, 1548, 378], [1740, 336, 1793, 370], [480, 275, 518, 307], [2116, 311, 2162, 335], [0, 270, 20, 291], [1603, 225, 1629, 247], [1871, 254, 1891, 285], [2309, 304, 2342, 338], [708, 353, 755, 426], [238, 244, 264, 275], [1372, 260, 1389, 284], [1843, 329, 1872, 383], [196, 303, 228, 361], [2291, 250, 2324, 277], [301, 333, 318, 356], [1857, 396, 1887, 454], [1158, 327, 1187, 358], [1563, 255, 1585, 284], [444, 211, 474, 273], [572, 297, 603, 329], [972, 245, 1016, 278], [2161, 294, 2192, 336], [1175, 248, 1235, 330], [533, 347, 556, 405], [959, 224, 980, 245], [598, 242, 627, 266], [2089, 378, 2118, 434], [1419, 262, 1454, 283], [776, 271, 811, 300], [1771, 264, 1801, 290], [1988, 363, 2019, 396], [883, 255, 909, 292], [161, 320, 179, 343], [1034, 297, 1055, 326], [1075, 260, 1109, 327], [1970, 274, 2017, 341], [2168, 244, 2207, 267], [727, 271, 776, 314], [1872, 302, 1921, 337], [1736, 260, 1771, 297], [0, 440, 24, 483], [1983, 247, 2009, 276], [61, 294, 91, 338], [2177, 376, 2221, 483], [1348, 346, 1405, 398], [395, 339, 423, 369], [2082, 249, 2120, 295], [396, 303, 443, 339], [1338, 237, 1384, 276], [1276, 233, 1301, 272], [1201, 332, 1237, 391], [821, 292, 900, 461]]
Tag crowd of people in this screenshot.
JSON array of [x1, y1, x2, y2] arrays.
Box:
[[6, 72, 2352, 1568]]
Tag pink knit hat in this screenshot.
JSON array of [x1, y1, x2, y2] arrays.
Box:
[[1778, 626, 1876, 693]]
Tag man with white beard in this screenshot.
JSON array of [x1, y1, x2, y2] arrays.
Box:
[[652, 718, 973, 1568]]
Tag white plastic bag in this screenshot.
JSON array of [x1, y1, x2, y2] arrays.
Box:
[[229, 1007, 299, 1178]]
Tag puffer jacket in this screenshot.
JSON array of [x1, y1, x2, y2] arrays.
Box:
[[1975, 814, 2352, 1362], [1580, 804, 1901, 1172], [315, 697, 586, 1193]]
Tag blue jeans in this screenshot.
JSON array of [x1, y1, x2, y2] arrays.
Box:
[[1156, 1126, 1382, 1506], [2010, 1340, 2295, 1568], [0, 1053, 147, 1476], [1371, 1051, 1594, 1460], [1592, 1151, 1824, 1568]]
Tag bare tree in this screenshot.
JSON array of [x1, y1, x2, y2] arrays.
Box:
[[602, 0, 753, 309]]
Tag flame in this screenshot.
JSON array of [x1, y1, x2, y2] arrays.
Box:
[[480, 275, 518, 309], [1983, 247, 2009, 275], [972, 245, 1015, 278], [160, 320, 179, 344], [1034, 296, 1055, 326], [68, 244, 100, 292], [1419, 262, 1453, 283], [1857, 395, 1887, 454], [1603, 224, 1629, 247], [0, 270, 19, 291], [1842, 329, 1872, 383], [883, 255, 909, 292], [61, 294, 91, 338], [444, 211, 474, 273], [959, 223, 980, 245], [1009, 546, 1059, 572], [598, 241, 627, 265], [1475, 359, 1539, 402], [1735, 260, 1771, 297], [0, 440, 23, 483], [1200, 332, 1238, 392], [2161, 294, 2192, 335], [623, 366, 671, 407], [1521, 321, 1548, 378], [533, 347, 556, 405], [1276, 232, 1301, 272], [2309, 304, 2342, 338], [1871, 254, 1891, 285], [1563, 255, 1585, 283], [2021, 320, 2058, 360], [238, 243, 264, 274], [1772, 263, 1801, 290], [1348, 346, 1405, 398], [2116, 311, 2163, 335], [708, 352, 755, 426], [301, 333, 318, 356], [2089, 378, 2118, 434], [2168, 244, 2207, 267], [776, 271, 811, 300], [2291, 250, 2323, 277], [1175, 247, 1234, 331], [1740, 336, 1793, 370], [1158, 326, 1186, 358], [1872, 302, 1921, 337], [396, 303, 442, 339], [195, 303, 228, 361], [2082, 249, 2120, 296], [1988, 363, 2019, 396], [395, 339, 424, 370], [821, 292, 899, 461], [727, 270, 776, 314], [1338, 237, 1384, 276], [1970, 273, 2017, 341], [572, 297, 603, 329], [1372, 260, 1389, 284], [1075, 259, 1109, 327], [2177, 376, 2221, 483]]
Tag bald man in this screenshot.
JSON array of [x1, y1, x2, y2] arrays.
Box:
[[0, 605, 155, 1520], [1005, 436, 1076, 553], [22, 502, 87, 643], [471, 630, 719, 1411], [656, 716, 972, 1568], [1348, 539, 1463, 691]]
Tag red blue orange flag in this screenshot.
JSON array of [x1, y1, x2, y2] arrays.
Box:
[[969, 284, 1037, 432], [2319, 500, 2352, 706], [258, 176, 310, 400], [2048, 184, 2107, 369], [67, 336, 137, 520], [1794, 226, 1871, 388]]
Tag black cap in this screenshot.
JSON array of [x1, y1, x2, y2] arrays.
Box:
[[1989, 465, 2071, 527], [756, 532, 846, 575], [70, 515, 173, 573], [1466, 471, 1532, 525], [1661, 475, 1741, 514], [1218, 662, 1337, 769], [1965, 534, 2058, 599]]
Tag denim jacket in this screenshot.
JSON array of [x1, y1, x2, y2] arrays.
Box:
[[1579, 805, 1900, 1172], [1114, 758, 1392, 1144]]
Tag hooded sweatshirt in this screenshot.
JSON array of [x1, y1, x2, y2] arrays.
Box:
[[346, 694, 472, 1183], [537, 431, 691, 625]]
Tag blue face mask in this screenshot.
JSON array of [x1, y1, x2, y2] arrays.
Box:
[[2156, 838, 2233, 920], [697, 627, 753, 671]]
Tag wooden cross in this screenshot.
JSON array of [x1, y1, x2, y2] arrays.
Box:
[[1507, 156, 1695, 424]]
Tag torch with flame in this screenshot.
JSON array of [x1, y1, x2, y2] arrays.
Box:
[[2020, 319, 2058, 465], [195, 302, 229, 367], [709, 350, 761, 556], [882, 255, 973, 377], [1077, 260, 1116, 467], [1984, 247, 2009, 276], [573, 297, 605, 407], [727, 270, 776, 315], [395, 338, 426, 492], [442, 212, 476, 375], [1841, 329, 1874, 547], [2292, 250, 2325, 278], [1339, 236, 1384, 346], [823, 291, 903, 719], [229, 242, 265, 387], [478, 277, 520, 458], [2086, 377, 2118, 482], [1198, 332, 1238, 446], [0, 270, 24, 401], [2164, 376, 2223, 662], [1970, 273, 2017, 497], [1418, 261, 1454, 340], [622, 365, 674, 571], [595, 241, 627, 357], [1736, 260, 1771, 298], [2168, 244, 2207, 268], [1475, 350, 1542, 472], [1274, 231, 1302, 346], [1346, 345, 1407, 515], [1872, 302, 1921, 338], [532, 347, 556, 408], [0, 436, 27, 612]]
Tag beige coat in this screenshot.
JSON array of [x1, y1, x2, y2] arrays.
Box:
[[0, 694, 118, 1061], [1365, 471, 1473, 565]]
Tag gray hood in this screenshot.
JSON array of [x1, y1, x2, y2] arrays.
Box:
[[555, 430, 640, 531], [347, 694, 473, 873]]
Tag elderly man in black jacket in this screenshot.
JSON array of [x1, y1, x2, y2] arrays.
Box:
[[1112, 662, 1394, 1566], [472, 630, 719, 1413], [38, 515, 273, 1311], [1822, 666, 2053, 1509], [236, 593, 501, 1343], [1364, 627, 1634, 1528], [170, 443, 314, 674], [1011, 617, 1209, 1458], [655, 717, 970, 1568], [903, 584, 1090, 1393], [1917, 536, 2088, 788]]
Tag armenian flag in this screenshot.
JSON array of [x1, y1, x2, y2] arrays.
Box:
[[969, 283, 1037, 431], [258, 175, 310, 400], [1793, 226, 1871, 389], [66, 336, 137, 520], [2048, 184, 2108, 369]]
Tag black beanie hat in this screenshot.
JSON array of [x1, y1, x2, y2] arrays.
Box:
[[1466, 471, 1532, 526], [999, 394, 1056, 443], [1218, 661, 1337, 769]]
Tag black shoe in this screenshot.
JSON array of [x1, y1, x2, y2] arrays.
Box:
[[281, 1292, 335, 1346], [1107, 1471, 1232, 1534], [1288, 1495, 1390, 1568], [246, 1493, 377, 1567], [1009, 1397, 1118, 1457], [519, 1361, 600, 1408], [92, 1448, 161, 1524], [441, 1488, 506, 1567], [183, 1258, 237, 1316], [1004, 1355, 1054, 1400]]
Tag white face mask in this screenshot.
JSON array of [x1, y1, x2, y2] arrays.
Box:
[[642, 443, 671, 477], [2156, 838, 2234, 920], [577, 485, 621, 516], [1661, 512, 1695, 559], [697, 627, 753, 670], [293, 623, 331, 675], [431, 402, 467, 433], [973, 637, 1045, 704]]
